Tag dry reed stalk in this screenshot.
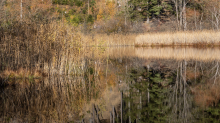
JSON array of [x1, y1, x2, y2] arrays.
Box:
[[135, 31, 220, 46], [0, 21, 81, 74]]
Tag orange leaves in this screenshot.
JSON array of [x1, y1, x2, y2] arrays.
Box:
[[106, 1, 116, 17], [96, 0, 117, 21], [192, 80, 220, 108], [97, 7, 103, 21], [29, 0, 52, 13], [3, 0, 53, 21]]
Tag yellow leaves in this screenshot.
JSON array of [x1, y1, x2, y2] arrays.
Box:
[[97, 14, 103, 21], [95, 0, 117, 21], [97, 7, 103, 21], [106, 1, 116, 17], [70, 15, 74, 20]]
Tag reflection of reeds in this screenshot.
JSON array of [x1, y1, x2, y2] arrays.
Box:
[[0, 68, 46, 86], [135, 47, 220, 61], [80, 47, 136, 59], [0, 56, 120, 122], [135, 31, 220, 46], [81, 33, 136, 46]]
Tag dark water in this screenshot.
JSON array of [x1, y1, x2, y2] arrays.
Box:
[[1, 47, 220, 122]]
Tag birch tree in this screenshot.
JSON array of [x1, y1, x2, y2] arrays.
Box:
[[204, 0, 220, 30], [172, 0, 188, 31]]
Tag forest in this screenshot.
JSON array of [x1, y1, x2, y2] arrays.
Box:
[[0, 0, 219, 33]]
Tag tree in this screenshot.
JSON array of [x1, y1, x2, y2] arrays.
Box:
[[172, 0, 189, 31], [0, 0, 6, 21], [203, 0, 220, 30], [124, 67, 172, 122], [0, 0, 6, 10], [128, 0, 172, 22]]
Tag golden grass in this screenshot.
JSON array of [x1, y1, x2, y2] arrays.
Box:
[[0, 21, 82, 75], [135, 30, 220, 46]]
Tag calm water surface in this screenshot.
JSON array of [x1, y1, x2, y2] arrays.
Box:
[[1, 47, 220, 123]]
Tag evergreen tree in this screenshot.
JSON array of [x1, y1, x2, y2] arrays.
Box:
[[128, 0, 172, 21], [123, 68, 172, 122]]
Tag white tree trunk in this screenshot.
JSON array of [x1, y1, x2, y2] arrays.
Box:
[[20, 0, 23, 21]]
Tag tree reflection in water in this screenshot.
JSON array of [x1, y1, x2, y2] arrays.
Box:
[[122, 60, 220, 123], [1, 47, 220, 122]]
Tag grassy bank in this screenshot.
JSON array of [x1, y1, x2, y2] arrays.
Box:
[[135, 31, 220, 46]]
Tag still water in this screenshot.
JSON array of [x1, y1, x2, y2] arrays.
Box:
[[1, 47, 220, 122]]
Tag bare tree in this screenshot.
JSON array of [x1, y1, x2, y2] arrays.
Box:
[[168, 61, 193, 122], [202, 0, 220, 30], [172, 0, 188, 31], [210, 2, 220, 30], [0, 0, 6, 20], [0, 0, 5, 9]]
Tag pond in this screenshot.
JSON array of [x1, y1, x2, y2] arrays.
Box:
[[1, 47, 220, 122]]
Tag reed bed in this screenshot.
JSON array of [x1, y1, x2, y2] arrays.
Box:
[[135, 31, 220, 46], [0, 34, 122, 122], [0, 21, 82, 80], [0, 21, 89, 122]]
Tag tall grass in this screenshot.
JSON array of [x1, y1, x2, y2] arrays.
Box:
[[0, 23, 123, 121], [0, 21, 87, 122], [0, 21, 81, 74], [135, 31, 220, 46]]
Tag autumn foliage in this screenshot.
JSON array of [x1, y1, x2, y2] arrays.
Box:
[[191, 79, 220, 108]]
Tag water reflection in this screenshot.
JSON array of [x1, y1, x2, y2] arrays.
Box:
[[1, 47, 220, 122], [136, 47, 220, 61]]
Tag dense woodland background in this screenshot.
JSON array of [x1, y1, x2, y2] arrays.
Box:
[[0, 0, 220, 33]]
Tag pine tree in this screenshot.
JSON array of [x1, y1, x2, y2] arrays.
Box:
[[123, 68, 172, 122], [128, 0, 172, 21]]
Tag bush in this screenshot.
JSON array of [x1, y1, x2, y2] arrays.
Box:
[[87, 15, 93, 23]]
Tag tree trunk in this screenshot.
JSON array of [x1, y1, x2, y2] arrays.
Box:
[[21, 0, 23, 21], [183, 0, 187, 31], [179, 0, 183, 30], [175, 0, 179, 30], [88, 0, 89, 15]]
